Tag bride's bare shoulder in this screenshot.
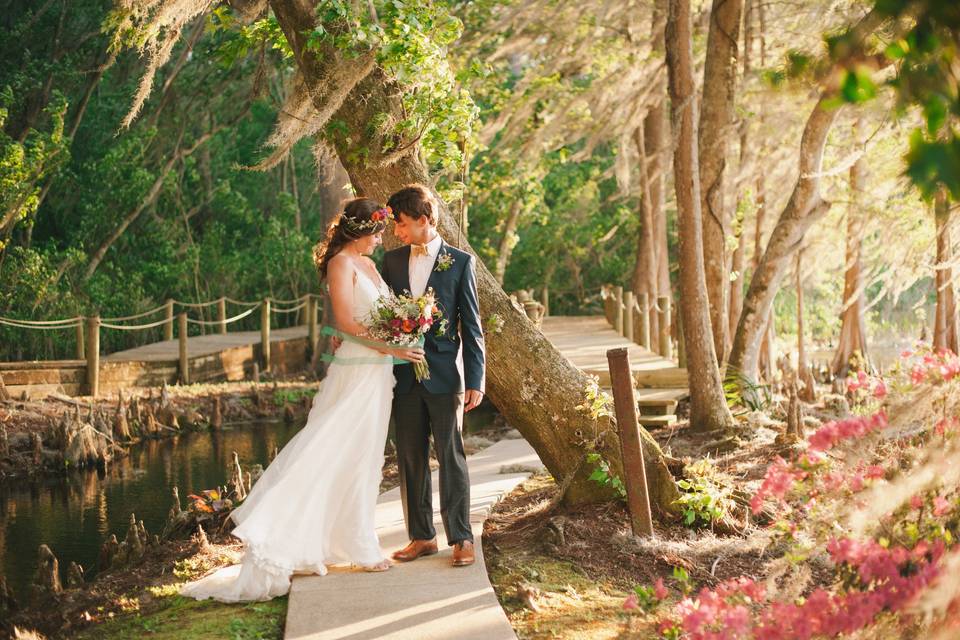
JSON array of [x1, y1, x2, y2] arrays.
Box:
[[326, 254, 354, 279]]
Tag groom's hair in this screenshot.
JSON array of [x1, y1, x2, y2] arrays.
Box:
[[387, 184, 438, 226]]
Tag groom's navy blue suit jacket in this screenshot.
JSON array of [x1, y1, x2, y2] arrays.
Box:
[[382, 241, 486, 396]]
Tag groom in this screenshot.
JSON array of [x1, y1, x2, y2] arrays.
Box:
[[382, 184, 486, 568]]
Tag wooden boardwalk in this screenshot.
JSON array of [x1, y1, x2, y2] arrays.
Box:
[[2, 314, 688, 410], [1, 327, 310, 398], [539, 315, 689, 426]]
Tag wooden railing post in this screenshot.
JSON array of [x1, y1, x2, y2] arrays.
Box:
[[623, 291, 634, 342], [75, 322, 85, 360], [606, 348, 654, 537], [218, 297, 227, 335], [657, 296, 672, 359], [261, 299, 271, 372], [637, 293, 651, 350], [541, 286, 550, 318], [178, 312, 189, 385], [602, 285, 614, 324], [86, 315, 100, 397], [163, 299, 174, 341], [307, 295, 318, 360], [614, 286, 624, 335]]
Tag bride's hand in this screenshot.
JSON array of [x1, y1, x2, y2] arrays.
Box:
[[392, 346, 425, 364]]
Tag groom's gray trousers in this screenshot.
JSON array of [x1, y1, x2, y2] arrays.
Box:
[[394, 383, 473, 545]]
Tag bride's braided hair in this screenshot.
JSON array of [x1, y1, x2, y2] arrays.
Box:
[[313, 198, 389, 280]]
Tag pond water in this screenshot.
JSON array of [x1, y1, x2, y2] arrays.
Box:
[[0, 405, 498, 601]]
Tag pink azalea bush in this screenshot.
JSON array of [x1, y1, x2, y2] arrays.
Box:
[[631, 346, 960, 639]]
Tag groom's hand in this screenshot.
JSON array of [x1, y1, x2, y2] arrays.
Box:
[[464, 389, 483, 413]]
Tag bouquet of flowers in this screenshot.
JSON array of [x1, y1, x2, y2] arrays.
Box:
[[367, 287, 447, 381]]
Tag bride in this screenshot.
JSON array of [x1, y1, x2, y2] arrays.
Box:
[[179, 197, 425, 602]]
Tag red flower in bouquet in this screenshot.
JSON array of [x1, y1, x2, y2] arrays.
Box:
[[367, 287, 448, 381]]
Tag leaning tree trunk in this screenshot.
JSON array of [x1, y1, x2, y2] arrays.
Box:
[[665, 0, 735, 434], [268, 0, 680, 508], [832, 118, 870, 376], [728, 95, 841, 385], [699, 0, 744, 363], [933, 191, 958, 354]]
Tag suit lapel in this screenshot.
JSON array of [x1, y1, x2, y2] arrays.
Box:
[[423, 239, 446, 294], [394, 246, 412, 295]]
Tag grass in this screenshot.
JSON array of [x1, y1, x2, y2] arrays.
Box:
[[489, 553, 637, 639], [74, 593, 287, 640]]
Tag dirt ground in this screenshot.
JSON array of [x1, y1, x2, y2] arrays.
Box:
[[482, 407, 837, 640]]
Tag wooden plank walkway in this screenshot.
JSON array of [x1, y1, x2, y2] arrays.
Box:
[[539, 316, 688, 402], [105, 326, 308, 362]]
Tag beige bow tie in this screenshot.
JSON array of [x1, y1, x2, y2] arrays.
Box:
[[411, 243, 429, 257]]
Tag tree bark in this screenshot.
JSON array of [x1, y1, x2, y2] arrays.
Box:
[[933, 191, 958, 354], [632, 125, 660, 341], [494, 200, 522, 285], [269, 0, 680, 508], [665, 0, 735, 433], [728, 0, 754, 343], [795, 249, 816, 401], [699, 0, 744, 364], [832, 118, 870, 376], [728, 95, 841, 384]]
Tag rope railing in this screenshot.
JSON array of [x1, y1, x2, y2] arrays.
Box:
[[184, 304, 261, 326], [101, 304, 169, 323], [0, 316, 84, 327], [270, 301, 308, 314], [1, 293, 324, 397]]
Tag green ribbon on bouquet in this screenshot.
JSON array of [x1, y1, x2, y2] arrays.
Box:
[[318, 325, 422, 366]]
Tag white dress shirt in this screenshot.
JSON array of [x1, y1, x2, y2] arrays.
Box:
[[408, 234, 443, 297]]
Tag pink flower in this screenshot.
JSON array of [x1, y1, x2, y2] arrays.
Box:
[[910, 494, 924, 510], [933, 495, 952, 516], [623, 592, 639, 610], [654, 578, 669, 600], [873, 380, 887, 398]]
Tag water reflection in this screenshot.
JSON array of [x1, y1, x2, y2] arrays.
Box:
[[0, 401, 499, 602], [0, 420, 303, 601]]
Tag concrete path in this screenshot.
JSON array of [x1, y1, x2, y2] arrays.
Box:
[[283, 437, 543, 640]]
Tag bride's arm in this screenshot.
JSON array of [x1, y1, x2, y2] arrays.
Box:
[[326, 256, 370, 340]]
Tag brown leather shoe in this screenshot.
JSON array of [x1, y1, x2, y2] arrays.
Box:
[[391, 539, 438, 562], [452, 540, 475, 567]]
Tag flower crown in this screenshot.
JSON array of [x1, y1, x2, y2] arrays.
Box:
[[340, 206, 392, 235]]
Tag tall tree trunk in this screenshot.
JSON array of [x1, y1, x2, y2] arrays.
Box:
[[269, 0, 681, 508], [632, 125, 660, 342], [933, 191, 958, 354], [728, 0, 754, 343], [728, 95, 840, 384], [652, 98, 671, 344], [795, 249, 816, 401], [665, 0, 735, 434], [831, 118, 870, 376], [698, 0, 744, 363], [494, 200, 522, 285]]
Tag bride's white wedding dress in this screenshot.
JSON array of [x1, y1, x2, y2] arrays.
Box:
[[180, 269, 395, 602]]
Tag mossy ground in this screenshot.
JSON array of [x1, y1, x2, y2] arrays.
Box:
[[73, 592, 287, 640]]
